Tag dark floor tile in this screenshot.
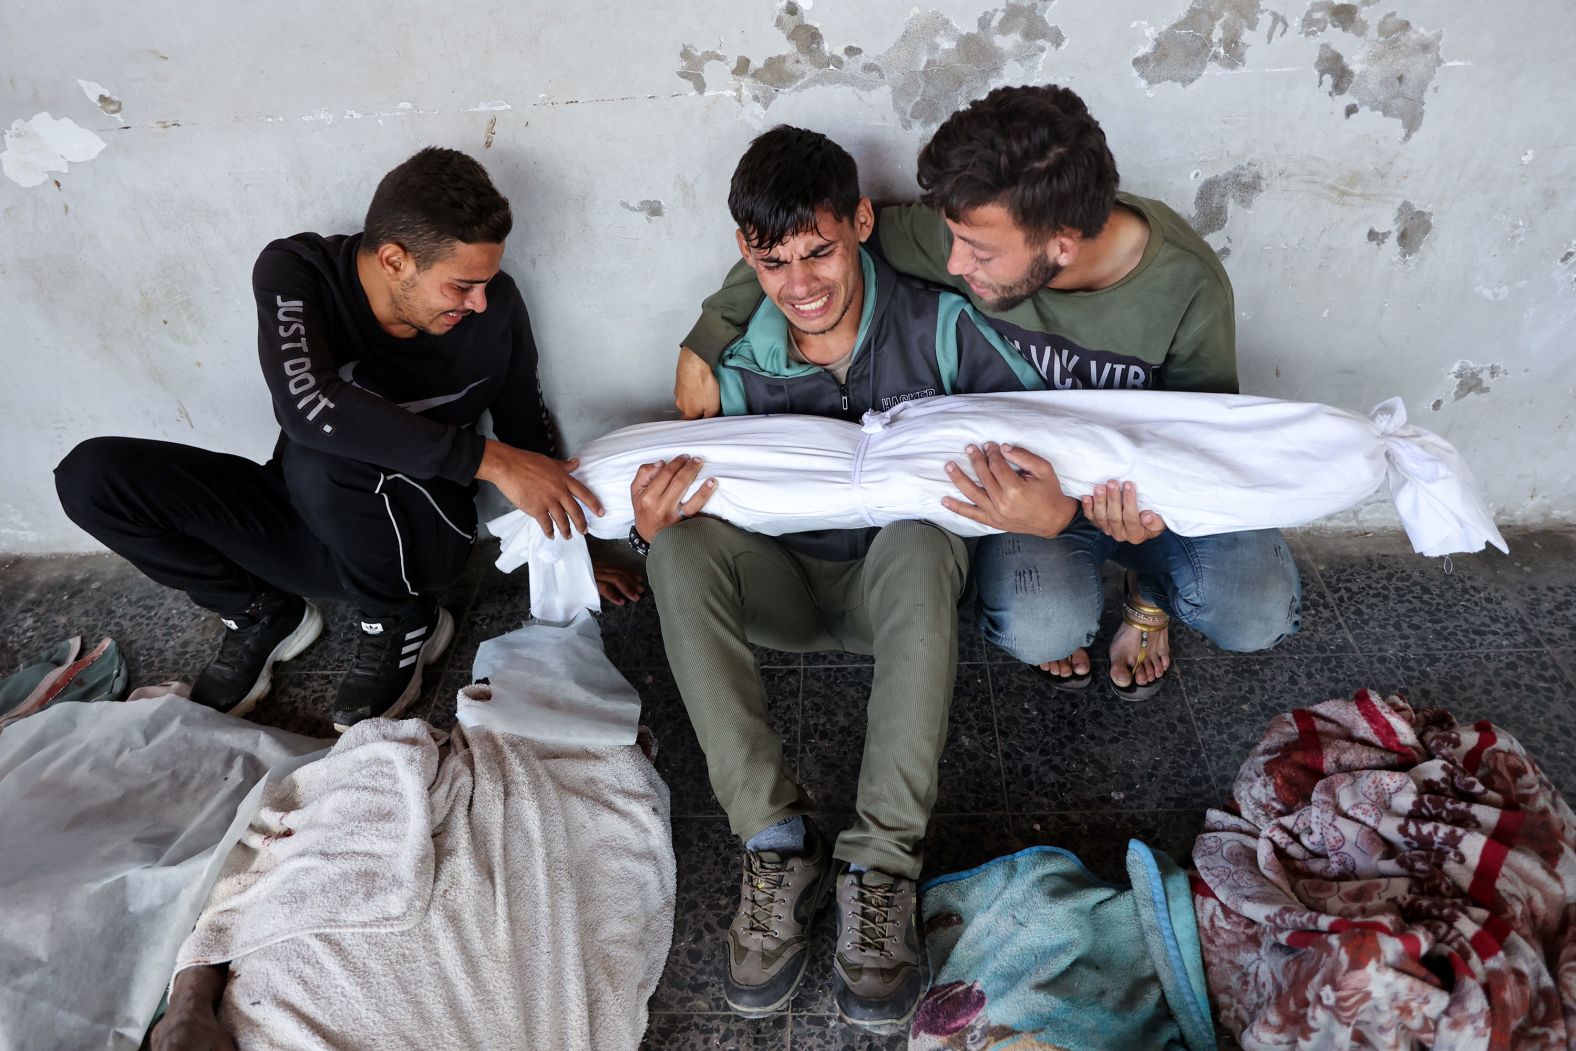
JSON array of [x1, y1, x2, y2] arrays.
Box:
[[634, 666, 800, 819], [803, 647, 873, 667], [1373, 651, 1576, 794], [1181, 654, 1381, 799], [126, 603, 224, 685], [0, 555, 178, 682], [649, 817, 743, 1013], [796, 661, 1064, 820], [446, 588, 533, 672], [601, 594, 669, 670], [935, 665, 1007, 815], [790, 1013, 907, 1049], [799, 666, 874, 811], [1010, 809, 1205, 885], [641, 1012, 787, 1050], [920, 812, 1026, 883], [287, 599, 362, 672], [1313, 549, 1536, 653], [419, 669, 475, 731], [244, 669, 340, 739], [993, 661, 1214, 812]]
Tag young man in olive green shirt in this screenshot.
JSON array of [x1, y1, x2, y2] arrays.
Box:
[[673, 84, 1301, 699]]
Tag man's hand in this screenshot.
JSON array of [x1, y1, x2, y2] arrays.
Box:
[[942, 442, 1078, 538], [1082, 480, 1166, 544], [674, 347, 722, 420], [593, 557, 646, 606], [150, 965, 235, 1051], [476, 440, 605, 539], [631, 455, 717, 543]]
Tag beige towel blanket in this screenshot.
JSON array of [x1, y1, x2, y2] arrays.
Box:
[[175, 716, 674, 1051]]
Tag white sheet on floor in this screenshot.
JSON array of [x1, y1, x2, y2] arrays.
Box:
[[488, 390, 1507, 620], [0, 696, 325, 1051], [465, 610, 642, 747], [174, 715, 675, 1051]]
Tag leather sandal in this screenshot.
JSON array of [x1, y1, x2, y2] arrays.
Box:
[[1111, 585, 1170, 701]]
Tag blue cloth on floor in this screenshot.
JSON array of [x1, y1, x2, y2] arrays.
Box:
[[912, 842, 1215, 1051]]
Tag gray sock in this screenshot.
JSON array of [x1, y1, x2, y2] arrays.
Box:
[[745, 816, 806, 855]]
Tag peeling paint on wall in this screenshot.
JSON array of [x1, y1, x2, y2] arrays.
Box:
[[677, 0, 1065, 127], [1447, 360, 1505, 401], [1132, 0, 1272, 87], [2, 112, 106, 188], [1366, 227, 1391, 246], [76, 79, 124, 122], [1393, 199, 1433, 257], [1310, 14, 1443, 140], [1314, 43, 1353, 95], [1301, 1, 1367, 37], [620, 198, 665, 220], [1134, 1, 1442, 141], [1190, 162, 1265, 241]]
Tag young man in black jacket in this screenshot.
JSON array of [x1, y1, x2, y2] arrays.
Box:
[[56, 148, 626, 730]]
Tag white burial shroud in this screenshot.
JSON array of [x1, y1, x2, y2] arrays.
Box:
[[489, 391, 1507, 622]]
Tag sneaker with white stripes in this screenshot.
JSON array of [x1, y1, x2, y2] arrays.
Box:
[[330, 604, 454, 732]]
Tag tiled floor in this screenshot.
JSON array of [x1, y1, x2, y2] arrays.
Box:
[[4, 528, 1575, 1049]]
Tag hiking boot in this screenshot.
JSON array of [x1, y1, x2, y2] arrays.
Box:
[[723, 818, 834, 1016], [833, 869, 924, 1032], [330, 604, 453, 732], [191, 593, 323, 716]]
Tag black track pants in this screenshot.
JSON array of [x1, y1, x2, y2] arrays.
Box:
[[55, 437, 477, 618]]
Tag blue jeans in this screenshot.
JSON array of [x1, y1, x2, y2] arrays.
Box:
[[974, 511, 1302, 664]]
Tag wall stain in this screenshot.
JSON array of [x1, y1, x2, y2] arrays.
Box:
[[677, 0, 1065, 128], [620, 199, 666, 220], [1301, 1, 1368, 37], [1366, 227, 1391, 246], [1393, 199, 1433, 257], [1448, 360, 1505, 401], [1190, 162, 1265, 238], [1133, 0, 1270, 87], [1311, 14, 1443, 140], [483, 115, 496, 149], [1314, 43, 1354, 95]]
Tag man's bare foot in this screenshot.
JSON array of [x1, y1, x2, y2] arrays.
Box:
[[1037, 647, 1091, 679], [1108, 616, 1171, 689]]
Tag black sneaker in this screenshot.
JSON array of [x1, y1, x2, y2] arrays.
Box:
[[191, 594, 323, 716], [330, 605, 454, 732]]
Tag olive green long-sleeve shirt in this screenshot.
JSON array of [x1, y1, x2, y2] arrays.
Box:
[[682, 193, 1239, 394]]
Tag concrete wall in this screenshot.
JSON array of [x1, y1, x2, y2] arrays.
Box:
[[3, 0, 1572, 553]]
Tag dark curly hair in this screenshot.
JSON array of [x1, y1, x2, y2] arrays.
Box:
[[917, 84, 1118, 243], [728, 126, 861, 252], [362, 147, 513, 267]]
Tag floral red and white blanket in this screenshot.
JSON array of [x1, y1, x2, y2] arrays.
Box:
[[1193, 690, 1576, 1049]]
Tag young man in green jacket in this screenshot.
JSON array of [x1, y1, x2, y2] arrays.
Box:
[[672, 84, 1301, 701], [633, 126, 1052, 1032]]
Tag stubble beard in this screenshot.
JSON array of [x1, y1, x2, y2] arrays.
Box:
[[979, 254, 1063, 312]]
